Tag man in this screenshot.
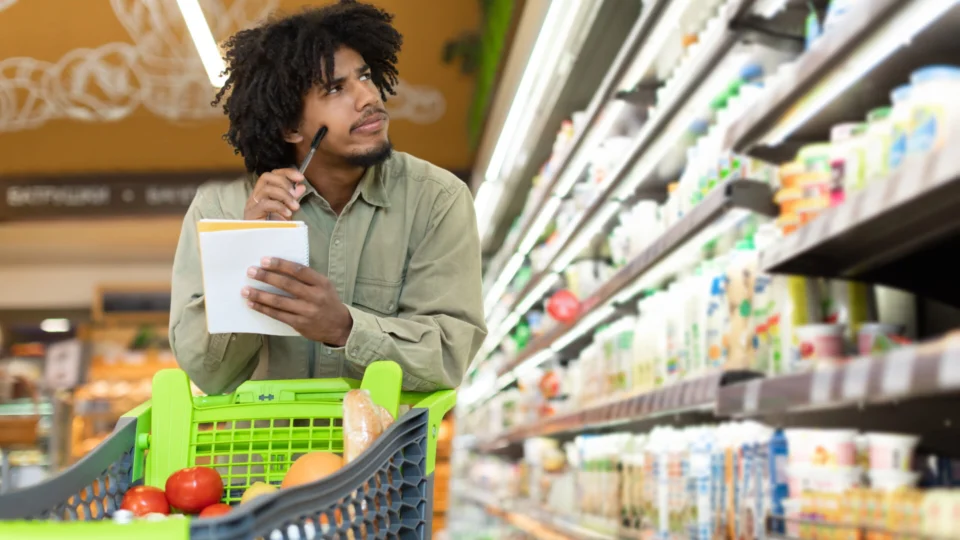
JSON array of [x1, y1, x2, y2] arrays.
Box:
[[169, 1, 486, 394]]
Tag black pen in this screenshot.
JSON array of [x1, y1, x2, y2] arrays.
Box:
[[268, 126, 327, 221]]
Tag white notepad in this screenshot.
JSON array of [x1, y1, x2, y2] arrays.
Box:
[[197, 219, 310, 336]]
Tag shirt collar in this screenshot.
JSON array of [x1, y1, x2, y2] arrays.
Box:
[[298, 164, 390, 209], [357, 164, 391, 208]]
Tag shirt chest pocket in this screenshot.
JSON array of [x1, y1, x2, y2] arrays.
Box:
[[352, 278, 402, 317]]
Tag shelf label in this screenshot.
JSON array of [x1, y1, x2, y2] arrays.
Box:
[[881, 348, 915, 396], [810, 367, 836, 405], [938, 336, 960, 388], [743, 379, 762, 413], [842, 357, 871, 401], [45, 339, 84, 390]]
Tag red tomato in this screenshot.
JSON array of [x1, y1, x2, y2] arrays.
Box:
[[120, 486, 170, 516], [199, 503, 233, 518], [164, 467, 224, 514]]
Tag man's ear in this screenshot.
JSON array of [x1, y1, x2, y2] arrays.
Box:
[[283, 129, 305, 144]]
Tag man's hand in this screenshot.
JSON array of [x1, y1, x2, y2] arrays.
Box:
[[242, 257, 353, 346], [245, 169, 307, 221]]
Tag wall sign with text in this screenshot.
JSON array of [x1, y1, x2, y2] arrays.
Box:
[[0, 171, 244, 221]]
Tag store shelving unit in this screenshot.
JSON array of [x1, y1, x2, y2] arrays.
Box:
[[457, 0, 960, 536], [466, 179, 777, 411], [478, 370, 760, 452], [759, 136, 960, 306], [474, 0, 816, 373], [455, 487, 613, 540], [726, 0, 960, 160]]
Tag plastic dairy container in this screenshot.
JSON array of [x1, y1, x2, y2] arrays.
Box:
[[823, 0, 863, 33], [830, 122, 867, 201], [866, 432, 919, 471], [907, 65, 960, 155], [794, 323, 846, 368], [863, 107, 893, 185], [888, 84, 914, 171], [858, 322, 905, 355], [868, 469, 920, 492]]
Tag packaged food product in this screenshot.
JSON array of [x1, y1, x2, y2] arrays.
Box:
[[868, 469, 919, 492], [888, 84, 914, 171], [863, 107, 893, 184], [794, 323, 846, 368], [858, 323, 905, 355], [343, 389, 384, 463], [830, 122, 868, 202], [810, 429, 858, 468], [907, 65, 960, 155], [865, 432, 919, 471]]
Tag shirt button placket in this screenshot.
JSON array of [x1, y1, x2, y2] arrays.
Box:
[[330, 221, 346, 374]]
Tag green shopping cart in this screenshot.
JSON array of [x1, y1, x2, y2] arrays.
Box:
[[0, 361, 455, 539]]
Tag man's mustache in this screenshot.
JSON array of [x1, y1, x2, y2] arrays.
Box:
[[350, 108, 389, 131]]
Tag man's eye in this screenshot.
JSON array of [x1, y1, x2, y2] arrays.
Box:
[[360, 72, 372, 81], [327, 85, 342, 95]]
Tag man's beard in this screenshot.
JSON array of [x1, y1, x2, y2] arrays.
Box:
[[345, 140, 393, 168]]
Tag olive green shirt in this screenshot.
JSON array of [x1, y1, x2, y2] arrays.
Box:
[[169, 151, 487, 394]]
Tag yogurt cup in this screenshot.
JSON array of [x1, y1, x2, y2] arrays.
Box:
[[795, 324, 846, 365], [868, 469, 920, 492], [809, 429, 858, 467], [866, 432, 920, 471], [858, 323, 905, 355]]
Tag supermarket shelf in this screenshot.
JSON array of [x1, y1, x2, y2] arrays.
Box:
[[759, 139, 960, 307], [478, 370, 760, 452], [717, 332, 960, 453], [478, 0, 795, 366], [0, 400, 52, 417], [495, 180, 778, 380], [479, 0, 666, 313], [726, 0, 960, 161]]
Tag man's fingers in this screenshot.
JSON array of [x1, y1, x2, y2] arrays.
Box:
[[246, 299, 303, 328], [247, 266, 310, 298], [242, 287, 310, 315], [253, 200, 292, 219], [258, 257, 325, 286], [254, 185, 301, 213], [269, 168, 306, 185]]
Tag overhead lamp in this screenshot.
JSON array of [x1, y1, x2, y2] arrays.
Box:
[[176, 0, 228, 87], [40, 318, 71, 333], [475, 0, 583, 247]]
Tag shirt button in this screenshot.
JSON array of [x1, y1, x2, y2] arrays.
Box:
[[334, 238, 341, 246], [323, 346, 331, 355], [351, 348, 359, 356], [387, 303, 395, 311]]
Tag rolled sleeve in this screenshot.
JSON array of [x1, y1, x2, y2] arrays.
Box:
[[169, 186, 263, 394]]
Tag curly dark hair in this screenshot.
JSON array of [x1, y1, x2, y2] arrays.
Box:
[[212, 0, 402, 175]]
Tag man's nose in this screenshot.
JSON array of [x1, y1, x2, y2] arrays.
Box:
[[354, 80, 380, 111]]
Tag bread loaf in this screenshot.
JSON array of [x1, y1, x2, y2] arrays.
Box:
[[343, 389, 382, 463]]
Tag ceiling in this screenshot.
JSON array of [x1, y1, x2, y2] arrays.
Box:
[[0, 0, 480, 177]]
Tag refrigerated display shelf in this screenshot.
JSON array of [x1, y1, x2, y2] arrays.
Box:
[[494, 180, 777, 381], [759, 136, 960, 307], [480, 0, 671, 314], [719, 332, 960, 418], [478, 370, 760, 452], [480, 0, 808, 373], [725, 0, 960, 161]]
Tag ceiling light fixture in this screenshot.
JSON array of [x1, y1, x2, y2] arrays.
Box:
[[176, 0, 228, 87], [40, 318, 71, 333]]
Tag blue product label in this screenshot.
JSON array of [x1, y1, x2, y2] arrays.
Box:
[[889, 132, 908, 169], [909, 108, 939, 154]]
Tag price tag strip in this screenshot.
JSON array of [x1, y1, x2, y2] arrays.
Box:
[[742, 379, 762, 414], [881, 348, 915, 396], [842, 357, 872, 402], [810, 366, 836, 406], [938, 335, 960, 389]]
